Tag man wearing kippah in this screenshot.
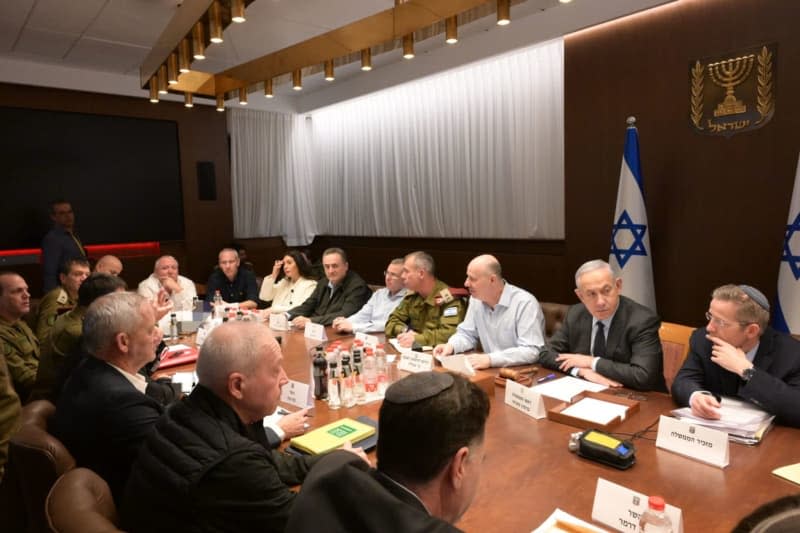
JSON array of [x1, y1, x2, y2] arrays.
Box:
[[672, 284, 800, 428], [285, 372, 490, 532]]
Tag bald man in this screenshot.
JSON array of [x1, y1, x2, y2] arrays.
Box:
[[122, 322, 366, 532], [94, 255, 123, 277], [434, 255, 545, 369]]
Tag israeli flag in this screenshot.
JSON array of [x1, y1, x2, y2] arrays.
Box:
[[609, 117, 656, 312], [774, 154, 800, 334]]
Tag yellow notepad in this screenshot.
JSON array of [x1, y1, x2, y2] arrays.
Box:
[[290, 418, 376, 455], [772, 462, 800, 485]]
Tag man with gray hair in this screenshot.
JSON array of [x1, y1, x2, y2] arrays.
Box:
[[434, 254, 546, 369], [672, 284, 800, 427], [138, 254, 197, 311], [122, 322, 366, 531], [538, 259, 664, 391], [385, 251, 467, 348], [332, 258, 407, 334], [52, 291, 163, 504]]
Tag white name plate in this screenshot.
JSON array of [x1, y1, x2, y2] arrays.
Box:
[[280, 379, 312, 409], [354, 331, 379, 348], [592, 478, 684, 533], [504, 379, 546, 419], [656, 415, 730, 468], [270, 313, 289, 331], [398, 351, 434, 373], [304, 322, 327, 342], [438, 354, 475, 377]]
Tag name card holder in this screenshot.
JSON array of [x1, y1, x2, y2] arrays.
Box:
[[280, 379, 312, 409], [656, 415, 730, 468], [398, 351, 434, 373], [304, 322, 327, 342], [504, 379, 546, 419], [354, 331, 379, 348], [547, 391, 640, 431], [270, 313, 289, 331], [592, 478, 684, 533]]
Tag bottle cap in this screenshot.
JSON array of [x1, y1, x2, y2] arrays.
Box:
[[648, 495, 666, 511]]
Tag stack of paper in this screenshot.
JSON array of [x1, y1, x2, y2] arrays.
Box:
[[532, 376, 608, 403], [671, 397, 775, 444]]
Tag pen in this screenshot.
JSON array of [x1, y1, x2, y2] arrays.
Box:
[[537, 373, 556, 383]]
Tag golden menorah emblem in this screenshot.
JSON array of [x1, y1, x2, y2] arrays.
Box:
[[707, 54, 755, 117]]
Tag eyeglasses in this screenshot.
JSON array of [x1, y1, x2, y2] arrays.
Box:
[[384, 270, 402, 279], [704, 311, 749, 329]]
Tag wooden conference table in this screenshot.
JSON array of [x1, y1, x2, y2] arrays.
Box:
[[164, 326, 800, 533]]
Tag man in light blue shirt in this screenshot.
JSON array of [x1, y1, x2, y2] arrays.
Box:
[[433, 255, 545, 369], [332, 259, 407, 334]]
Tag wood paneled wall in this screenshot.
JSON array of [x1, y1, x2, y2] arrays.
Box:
[[0, 83, 232, 293], [5, 0, 799, 323]]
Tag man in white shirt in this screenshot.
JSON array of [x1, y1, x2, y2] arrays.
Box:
[[332, 258, 407, 334], [434, 255, 545, 369], [138, 255, 197, 312]]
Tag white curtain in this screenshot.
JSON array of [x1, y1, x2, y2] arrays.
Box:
[[230, 38, 564, 244]]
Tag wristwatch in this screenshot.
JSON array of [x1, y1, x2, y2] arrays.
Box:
[[741, 366, 756, 382]]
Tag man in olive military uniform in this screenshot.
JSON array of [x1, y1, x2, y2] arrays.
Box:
[[385, 252, 467, 348], [0, 272, 39, 402], [33, 258, 90, 342], [31, 273, 127, 402]]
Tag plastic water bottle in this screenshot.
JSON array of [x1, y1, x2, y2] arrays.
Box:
[[638, 496, 673, 533], [213, 290, 223, 319], [169, 313, 178, 339], [363, 348, 378, 393], [376, 344, 388, 394], [327, 362, 341, 410]]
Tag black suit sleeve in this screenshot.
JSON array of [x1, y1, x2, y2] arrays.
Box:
[[670, 329, 708, 406], [537, 306, 578, 370], [595, 311, 663, 391], [309, 280, 371, 326]]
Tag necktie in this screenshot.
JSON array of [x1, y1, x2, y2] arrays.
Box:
[[593, 322, 607, 358]]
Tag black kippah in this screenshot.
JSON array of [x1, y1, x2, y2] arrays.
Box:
[[385, 371, 454, 404]]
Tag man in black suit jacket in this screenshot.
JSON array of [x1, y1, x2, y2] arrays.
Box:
[[288, 247, 371, 327], [52, 292, 162, 504], [538, 260, 665, 391], [672, 284, 800, 428]]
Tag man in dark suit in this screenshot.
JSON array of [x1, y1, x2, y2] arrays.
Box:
[[288, 247, 371, 327], [538, 259, 665, 391], [52, 291, 163, 504], [672, 284, 800, 428], [286, 372, 490, 533]]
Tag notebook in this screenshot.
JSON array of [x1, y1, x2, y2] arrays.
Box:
[[289, 417, 376, 455]]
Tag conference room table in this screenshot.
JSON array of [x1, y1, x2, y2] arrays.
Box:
[[162, 325, 800, 533]]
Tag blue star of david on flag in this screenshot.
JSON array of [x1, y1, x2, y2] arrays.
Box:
[[781, 213, 800, 281], [610, 210, 648, 269]]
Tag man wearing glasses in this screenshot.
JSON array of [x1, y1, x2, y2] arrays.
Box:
[[538, 259, 665, 391], [332, 259, 407, 334], [672, 284, 800, 428]]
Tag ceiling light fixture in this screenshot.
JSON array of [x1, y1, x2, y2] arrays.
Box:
[[361, 48, 372, 71], [178, 38, 191, 73], [192, 22, 206, 60], [184, 92, 193, 108], [324, 60, 335, 81], [158, 65, 168, 94], [209, 1, 224, 44], [231, 0, 246, 23], [167, 52, 178, 84], [497, 0, 511, 26], [149, 75, 159, 103], [293, 69, 302, 91], [445, 16, 458, 44], [216, 94, 225, 111], [239, 87, 248, 105], [264, 78, 274, 98], [402, 34, 415, 59]]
